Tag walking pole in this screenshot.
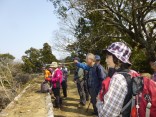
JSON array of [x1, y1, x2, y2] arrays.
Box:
[[86, 101, 91, 112]]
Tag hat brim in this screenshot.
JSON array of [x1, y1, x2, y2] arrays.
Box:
[[50, 65, 58, 68], [103, 49, 132, 65]]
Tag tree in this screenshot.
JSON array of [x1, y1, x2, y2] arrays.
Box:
[[40, 43, 57, 64], [22, 47, 42, 73], [22, 43, 57, 73], [51, 0, 156, 72], [0, 53, 15, 61], [52, 0, 156, 59], [84, 0, 156, 60]]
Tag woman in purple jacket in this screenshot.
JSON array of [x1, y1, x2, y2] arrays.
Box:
[[150, 60, 156, 82]]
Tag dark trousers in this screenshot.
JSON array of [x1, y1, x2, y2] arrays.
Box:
[[50, 82, 52, 88], [52, 88, 61, 108], [61, 80, 67, 97], [84, 80, 89, 101], [89, 88, 98, 114], [77, 80, 86, 105]]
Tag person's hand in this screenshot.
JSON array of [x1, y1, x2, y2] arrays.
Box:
[[74, 60, 78, 64], [73, 80, 77, 83], [96, 95, 100, 101]]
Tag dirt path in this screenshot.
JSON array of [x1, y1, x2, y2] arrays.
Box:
[[0, 77, 47, 117], [0, 75, 94, 117], [53, 75, 94, 117]]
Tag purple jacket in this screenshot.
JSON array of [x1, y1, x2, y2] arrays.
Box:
[[152, 73, 156, 82], [52, 68, 63, 88]]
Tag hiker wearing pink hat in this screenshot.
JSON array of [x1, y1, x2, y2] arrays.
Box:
[[96, 42, 133, 117]]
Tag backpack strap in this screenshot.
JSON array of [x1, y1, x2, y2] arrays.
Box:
[[146, 102, 152, 117], [120, 96, 136, 115], [145, 94, 152, 117], [121, 98, 132, 113], [96, 64, 107, 80], [131, 96, 136, 110], [96, 64, 100, 79], [118, 70, 133, 116], [83, 70, 86, 80]]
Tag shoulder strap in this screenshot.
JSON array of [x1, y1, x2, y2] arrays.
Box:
[[121, 98, 132, 113], [119, 98, 132, 117], [83, 70, 86, 79], [117, 71, 131, 86], [96, 65, 100, 79], [96, 65, 99, 74], [118, 70, 133, 116], [117, 70, 130, 75]]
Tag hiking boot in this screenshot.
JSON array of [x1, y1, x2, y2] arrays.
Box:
[[80, 102, 85, 106], [53, 105, 60, 108], [91, 112, 98, 116], [78, 102, 85, 108], [62, 97, 67, 100], [86, 98, 89, 101], [51, 96, 55, 99]]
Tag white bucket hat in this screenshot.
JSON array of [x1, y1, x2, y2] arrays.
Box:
[[50, 62, 58, 68], [104, 42, 132, 65]]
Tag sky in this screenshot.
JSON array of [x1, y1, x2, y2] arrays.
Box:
[[0, 0, 65, 60]]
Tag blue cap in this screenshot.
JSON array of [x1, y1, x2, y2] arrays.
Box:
[[95, 55, 101, 61], [74, 57, 80, 62]]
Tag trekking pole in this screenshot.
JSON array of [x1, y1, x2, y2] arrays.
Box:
[[86, 101, 91, 112]]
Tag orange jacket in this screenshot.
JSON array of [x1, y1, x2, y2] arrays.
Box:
[[44, 69, 51, 79]]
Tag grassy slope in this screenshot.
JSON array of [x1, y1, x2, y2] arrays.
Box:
[[1, 76, 47, 117]]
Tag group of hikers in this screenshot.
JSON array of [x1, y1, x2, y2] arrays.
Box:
[[43, 62, 68, 108], [42, 42, 156, 117]]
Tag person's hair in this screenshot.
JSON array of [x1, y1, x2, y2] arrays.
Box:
[[86, 53, 96, 62], [149, 58, 156, 63], [106, 51, 131, 70]]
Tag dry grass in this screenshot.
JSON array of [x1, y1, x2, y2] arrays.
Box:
[[0, 77, 47, 117]]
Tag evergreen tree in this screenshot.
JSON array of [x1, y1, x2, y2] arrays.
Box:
[[40, 43, 57, 64], [22, 43, 57, 73]]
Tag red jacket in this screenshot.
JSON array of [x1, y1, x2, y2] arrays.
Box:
[[51, 68, 62, 88]]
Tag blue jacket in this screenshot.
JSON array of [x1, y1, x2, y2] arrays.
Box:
[[76, 62, 106, 93]]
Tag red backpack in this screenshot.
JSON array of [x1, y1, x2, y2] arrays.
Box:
[[99, 71, 156, 117], [99, 70, 139, 102], [136, 77, 156, 117], [99, 76, 111, 101]]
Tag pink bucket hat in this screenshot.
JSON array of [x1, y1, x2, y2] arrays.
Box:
[[104, 42, 132, 65]]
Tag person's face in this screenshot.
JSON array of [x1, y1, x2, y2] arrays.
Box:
[[150, 62, 156, 71], [49, 67, 52, 69], [86, 57, 93, 66], [96, 60, 100, 64], [105, 55, 116, 68], [52, 67, 56, 70]]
